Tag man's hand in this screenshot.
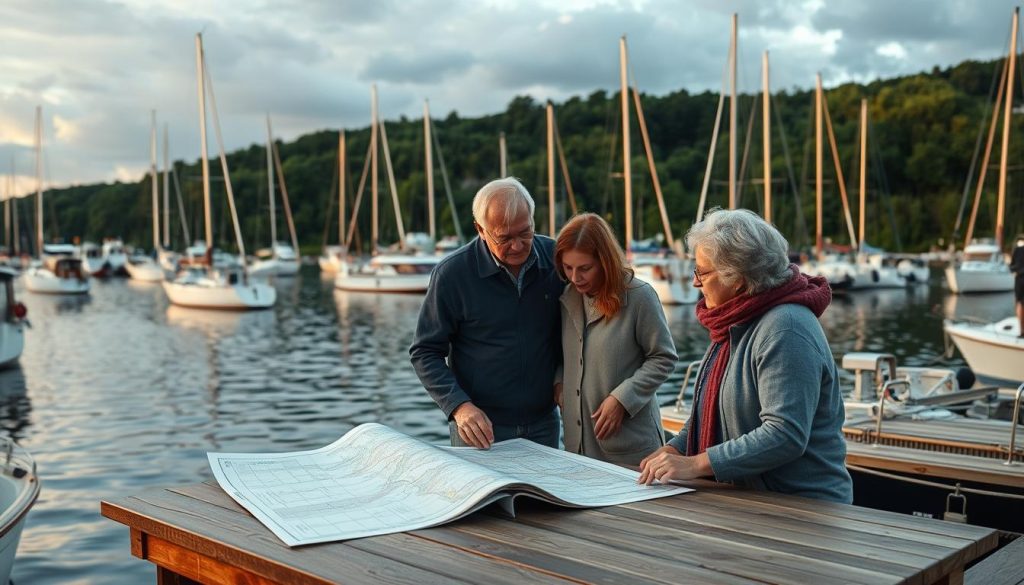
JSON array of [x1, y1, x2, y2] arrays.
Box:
[[554, 382, 564, 409], [452, 402, 494, 449], [637, 445, 711, 485], [591, 395, 626, 440]]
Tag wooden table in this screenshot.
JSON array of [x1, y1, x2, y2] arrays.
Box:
[[101, 480, 998, 585]]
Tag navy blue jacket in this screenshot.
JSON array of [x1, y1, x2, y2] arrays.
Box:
[[410, 236, 563, 426]]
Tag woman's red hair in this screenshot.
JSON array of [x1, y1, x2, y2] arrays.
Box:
[[555, 213, 633, 319]]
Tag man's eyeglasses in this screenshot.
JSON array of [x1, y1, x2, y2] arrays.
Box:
[[482, 226, 534, 248], [693, 266, 715, 286]]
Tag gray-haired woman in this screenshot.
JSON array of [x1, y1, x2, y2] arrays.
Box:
[[639, 209, 852, 503]]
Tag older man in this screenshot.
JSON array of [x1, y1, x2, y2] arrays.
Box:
[[410, 177, 563, 449]]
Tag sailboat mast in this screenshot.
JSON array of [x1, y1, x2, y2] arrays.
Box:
[[762, 51, 771, 223], [859, 99, 867, 248], [35, 106, 43, 258], [815, 75, 823, 261], [339, 130, 346, 248], [547, 101, 556, 236], [619, 36, 632, 254], [997, 7, 1019, 251], [266, 115, 277, 248], [163, 124, 170, 248], [195, 34, 212, 256], [11, 157, 18, 256], [499, 132, 507, 178], [729, 13, 738, 209], [424, 100, 435, 242], [150, 110, 160, 251], [371, 85, 379, 254]]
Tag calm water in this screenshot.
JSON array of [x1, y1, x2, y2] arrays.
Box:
[[4, 267, 1014, 584]]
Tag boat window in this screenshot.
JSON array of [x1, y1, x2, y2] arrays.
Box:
[[0, 282, 8, 321]]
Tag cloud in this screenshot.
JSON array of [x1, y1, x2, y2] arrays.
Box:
[[0, 0, 1019, 189]]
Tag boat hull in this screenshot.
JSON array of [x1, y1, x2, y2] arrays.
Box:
[[125, 259, 165, 282], [334, 273, 430, 293], [945, 264, 1013, 294], [23, 269, 90, 295], [162, 280, 276, 310], [945, 318, 1024, 388]]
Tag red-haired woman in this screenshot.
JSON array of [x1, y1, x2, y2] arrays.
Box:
[[555, 213, 678, 466]]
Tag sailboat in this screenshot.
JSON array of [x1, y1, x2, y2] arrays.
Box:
[[0, 268, 26, 367], [162, 33, 275, 310], [618, 36, 699, 305], [24, 106, 90, 295], [946, 11, 1017, 294], [945, 9, 1023, 388], [815, 98, 906, 290], [334, 86, 439, 293], [249, 115, 300, 277], [126, 111, 168, 282]]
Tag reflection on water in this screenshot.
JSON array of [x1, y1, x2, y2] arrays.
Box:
[[0, 270, 988, 584]]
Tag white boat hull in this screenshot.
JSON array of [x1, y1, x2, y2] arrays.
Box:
[[0, 438, 40, 585], [125, 259, 165, 282], [162, 280, 276, 310], [945, 317, 1024, 387], [334, 272, 430, 293], [632, 256, 700, 305], [945, 263, 1013, 293], [23, 268, 90, 295], [0, 322, 24, 368], [248, 258, 300, 277]]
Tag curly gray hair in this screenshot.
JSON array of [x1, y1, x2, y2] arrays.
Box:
[[686, 208, 791, 295], [471, 177, 535, 230]]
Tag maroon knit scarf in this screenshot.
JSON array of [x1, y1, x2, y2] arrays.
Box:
[[688, 264, 831, 455]]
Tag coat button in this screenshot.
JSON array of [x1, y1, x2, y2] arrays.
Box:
[[577, 420, 581, 426], [576, 389, 580, 395]]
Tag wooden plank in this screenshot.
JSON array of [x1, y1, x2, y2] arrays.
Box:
[[623, 496, 967, 585], [701, 487, 998, 560], [146, 533, 280, 584], [174, 483, 577, 581], [964, 537, 1024, 585], [412, 510, 764, 585], [150, 482, 575, 585], [103, 490, 459, 585], [627, 495, 953, 563], [512, 505, 901, 584], [846, 442, 1024, 488]]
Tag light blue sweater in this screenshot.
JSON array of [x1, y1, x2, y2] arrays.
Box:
[[670, 303, 853, 503]]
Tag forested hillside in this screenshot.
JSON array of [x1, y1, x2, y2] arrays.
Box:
[[19, 57, 1022, 255]]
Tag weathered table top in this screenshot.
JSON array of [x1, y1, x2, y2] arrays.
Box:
[[101, 479, 998, 584]]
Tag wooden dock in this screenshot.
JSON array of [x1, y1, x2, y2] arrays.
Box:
[[102, 479, 997, 584]]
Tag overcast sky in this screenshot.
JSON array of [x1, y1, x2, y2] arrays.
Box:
[[0, 0, 1018, 195]]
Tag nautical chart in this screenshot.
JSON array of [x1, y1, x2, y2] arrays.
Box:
[[208, 422, 692, 546]]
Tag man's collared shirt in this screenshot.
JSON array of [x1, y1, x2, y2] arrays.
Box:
[[487, 244, 538, 297]]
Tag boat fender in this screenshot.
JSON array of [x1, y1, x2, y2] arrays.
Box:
[[955, 367, 976, 390]]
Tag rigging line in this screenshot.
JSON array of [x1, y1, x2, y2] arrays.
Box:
[[344, 140, 374, 252], [429, 118, 464, 242], [202, 56, 247, 263], [965, 50, 1010, 248], [822, 90, 858, 249], [736, 89, 760, 214], [553, 117, 578, 216], [320, 146, 340, 250], [602, 92, 619, 218], [627, 75, 674, 247], [170, 163, 191, 246], [696, 58, 731, 222], [868, 114, 902, 252], [771, 92, 806, 248], [845, 464, 1024, 501], [952, 55, 1005, 245]]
